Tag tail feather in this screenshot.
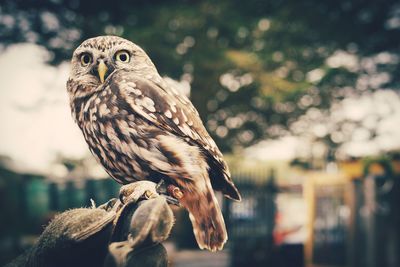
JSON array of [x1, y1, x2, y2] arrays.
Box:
[[180, 182, 227, 252]]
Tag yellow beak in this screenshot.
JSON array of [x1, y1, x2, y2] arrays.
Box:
[[97, 60, 108, 83]]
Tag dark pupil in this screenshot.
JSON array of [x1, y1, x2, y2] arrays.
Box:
[[119, 53, 127, 61], [83, 55, 90, 64]]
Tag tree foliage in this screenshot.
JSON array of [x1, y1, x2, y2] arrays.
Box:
[[1, 0, 399, 153]]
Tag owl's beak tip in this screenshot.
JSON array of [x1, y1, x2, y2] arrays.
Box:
[[97, 60, 108, 83]]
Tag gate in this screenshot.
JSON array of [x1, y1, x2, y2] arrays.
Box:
[[224, 170, 277, 267], [350, 174, 398, 267]]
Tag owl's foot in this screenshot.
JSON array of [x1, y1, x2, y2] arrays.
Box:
[[119, 180, 182, 206], [119, 181, 159, 205], [156, 180, 183, 206]]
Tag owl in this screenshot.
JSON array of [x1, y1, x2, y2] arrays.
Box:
[[67, 36, 241, 251]]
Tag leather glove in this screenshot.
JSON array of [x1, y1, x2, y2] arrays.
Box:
[[5, 181, 175, 267]]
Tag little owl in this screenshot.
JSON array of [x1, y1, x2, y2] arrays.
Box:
[[66, 36, 241, 251]]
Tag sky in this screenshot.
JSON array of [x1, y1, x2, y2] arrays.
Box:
[[0, 43, 89, 174], [245, 90, 400, 162], [0, 43, 400, 175]]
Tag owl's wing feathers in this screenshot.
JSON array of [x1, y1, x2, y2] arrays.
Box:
[[112, 71, 241, 201]]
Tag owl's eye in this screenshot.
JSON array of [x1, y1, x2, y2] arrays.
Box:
[[80, 53, 92, 66], [115, 51, 130, 63]]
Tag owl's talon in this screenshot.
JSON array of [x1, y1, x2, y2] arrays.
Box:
[[164, 195, 181, 206], [144, 190, 156, 200], [119, 194, 126, 205], [167, 185, 184, 199], [155, 179, 168, 194], [155, 180, 181, 206]]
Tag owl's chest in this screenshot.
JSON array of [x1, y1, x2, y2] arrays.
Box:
[[75, 95, 151, 181], [78, 94, 132, 146], [76, 93, 150, 158]]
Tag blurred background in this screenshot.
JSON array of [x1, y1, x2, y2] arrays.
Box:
[[0, 0, 400, 266]]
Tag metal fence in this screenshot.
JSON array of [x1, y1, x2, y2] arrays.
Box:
[[1, 168, 399, 267], [0, 175, 121, 265], [223, 170, 277, 267], [349, 175, 400, 267], [305, 173, 400, 267]]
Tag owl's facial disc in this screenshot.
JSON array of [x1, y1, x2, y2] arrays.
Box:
[[70, 36, 159, 93]]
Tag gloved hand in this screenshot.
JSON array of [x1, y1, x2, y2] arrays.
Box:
[[5, 181, 175, 267]]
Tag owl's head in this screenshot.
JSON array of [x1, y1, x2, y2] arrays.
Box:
[[68, 36, 157, 97]]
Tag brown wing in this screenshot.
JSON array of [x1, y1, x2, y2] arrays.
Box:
[[111, 70, 241, 201]]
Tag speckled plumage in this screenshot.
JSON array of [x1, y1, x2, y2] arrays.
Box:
[[67, 36, 241, 251]]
